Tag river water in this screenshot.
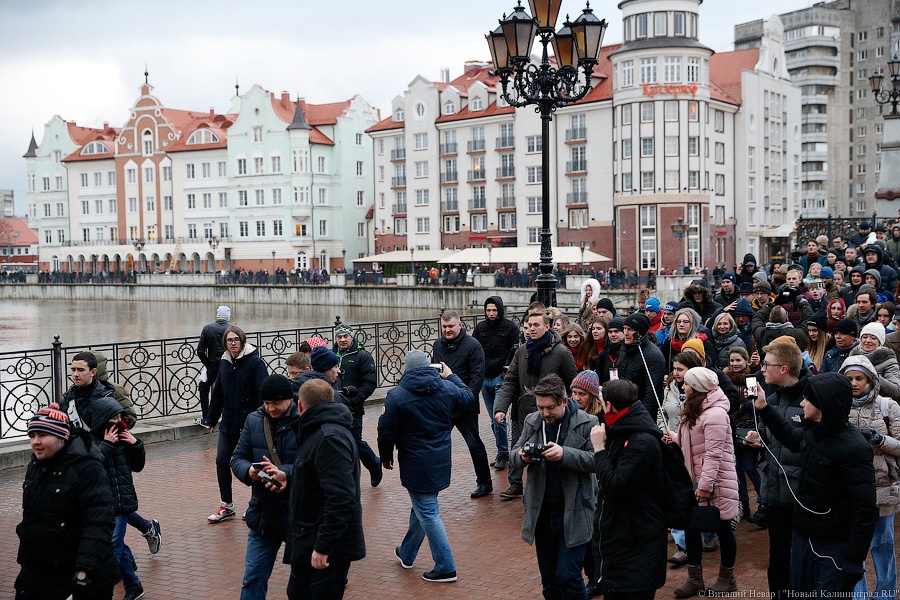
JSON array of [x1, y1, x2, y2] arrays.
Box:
[[0, 300, 436, 352]]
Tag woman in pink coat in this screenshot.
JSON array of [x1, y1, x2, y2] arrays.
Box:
[[671, 367, 739, 596]]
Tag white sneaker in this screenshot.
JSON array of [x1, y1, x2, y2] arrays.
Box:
[[207, 505, 236, 523]]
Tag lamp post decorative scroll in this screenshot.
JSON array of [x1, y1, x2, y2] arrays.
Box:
[[486, 0, 607, 307], [869, 56, 900, 117]]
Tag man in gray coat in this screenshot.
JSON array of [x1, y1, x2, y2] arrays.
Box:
[[509, 374, 597, 599]]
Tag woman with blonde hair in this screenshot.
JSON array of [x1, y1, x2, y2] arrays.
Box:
[[804, 314, 831, 371], [710, 312, 746, 369]]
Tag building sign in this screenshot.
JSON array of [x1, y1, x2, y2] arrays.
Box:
[[641, 83, 698, 98]]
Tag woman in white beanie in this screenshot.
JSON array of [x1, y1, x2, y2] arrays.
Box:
[[849, 322, 900, 401], [671, 367, 739, 596]]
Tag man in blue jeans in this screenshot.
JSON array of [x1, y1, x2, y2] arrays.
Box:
[[473, 295, 520, 471], [378, 350, 476, 583]]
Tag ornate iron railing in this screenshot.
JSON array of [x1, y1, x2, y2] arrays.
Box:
[[0, 313, 517, 441]]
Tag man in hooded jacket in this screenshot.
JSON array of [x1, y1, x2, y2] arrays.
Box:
[[863, 245, 899, 299]]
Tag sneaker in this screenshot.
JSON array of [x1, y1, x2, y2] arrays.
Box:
[[702, 537, 719, 552], [394, 546, 413, 569], [242, 509, 247, 521], [668, 550, 688, 566], [123, 584, 145, 600], [194, 416, 207, 427], [422, 569, 457, 583], [207, 505, 236, 523], [499, 485, 523, 499], [493, 453, 508, 471], [747, 510, 768, 529], [142, 519, 161, 554]]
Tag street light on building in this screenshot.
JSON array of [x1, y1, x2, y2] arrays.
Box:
[[486, 0, 607, 307], [208, 237, 220, 282], [869, 57, 900, 117], [670, 217, 689, 275], [410, 247, 415, 281]]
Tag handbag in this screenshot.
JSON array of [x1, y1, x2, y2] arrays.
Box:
[[686, 497, 720, 533]]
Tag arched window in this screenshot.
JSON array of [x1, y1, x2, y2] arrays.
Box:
[[81, 141, 110, 155], [142, 129, 154, 156], [187, 129, 220, 145]]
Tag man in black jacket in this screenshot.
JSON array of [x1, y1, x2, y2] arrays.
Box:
[[288, 378, 365, 600], [196, 305, 231, 426], [752, 373, 877, 593], [617, 314, 666, 422], [333, 325, 381, 487], [59, 351, 117, 432], [472, 296, 520, 471], [432, 310, 492, 499], [590, 379, 667, 599], [16, 403, 118, 600]]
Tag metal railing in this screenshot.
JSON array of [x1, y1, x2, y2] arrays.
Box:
[[0, 314, 512, 441]]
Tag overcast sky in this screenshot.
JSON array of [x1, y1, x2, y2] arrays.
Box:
[[1, 0, 819, 215]]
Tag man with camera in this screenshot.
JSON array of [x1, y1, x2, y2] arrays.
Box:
[[509, 373, 597, 599]]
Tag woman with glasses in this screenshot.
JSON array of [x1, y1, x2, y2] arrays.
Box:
[[660, 308, 714, 371], [206, 325, 269, 523]]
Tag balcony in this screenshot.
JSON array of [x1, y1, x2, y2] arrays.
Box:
[[467, 169, 486, 182], [495, 136, 515, 150], [391, 176, 407, 188], [390, 148, 406, 161], [566, 191, 588, 205], [440, 200, 459, 212], [467, 139, 486, 152], [497, 196, 516, 209], [391, 203, 407, 215], [566, 160, 587, 174], [469, 198, 487, 211], [496, 166, 515, 179], [439, 143, 457, 155], [566, 127, 587, 141], [440, 171, 458, 184]]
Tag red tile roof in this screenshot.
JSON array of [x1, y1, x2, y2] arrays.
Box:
[[709, 48, 760, 106], [0, 218, 39, 246]]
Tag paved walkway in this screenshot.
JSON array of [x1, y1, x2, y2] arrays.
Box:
[[0, 410, 890, 598]]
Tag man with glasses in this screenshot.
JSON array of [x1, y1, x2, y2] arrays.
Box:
[[743, 339, 806, 598]]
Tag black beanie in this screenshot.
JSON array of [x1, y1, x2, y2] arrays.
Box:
[[259, 374, 294, 401], [623, 313, 651, 336], [804, 372, 851, 413], [596, 298, 617, 316], [833, 319, 859, 337], [806, 313, 828, 333], [608, 317, 625, 331]]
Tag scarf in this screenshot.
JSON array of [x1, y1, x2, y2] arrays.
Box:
[[526, 331, 553, 375], [595, 338, 606, 354], [604, 405, 631, 427]]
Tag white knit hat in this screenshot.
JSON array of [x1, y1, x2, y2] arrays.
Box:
[[683, 367, 719, 393], [860, 322, 886, 346]]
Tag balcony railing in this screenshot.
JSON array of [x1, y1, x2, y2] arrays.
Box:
[[566, 192, 588, 205], [566, 127, 587, 141], [391, 203, 407, 214], [439, 143, 457, 155], [440, 200, 459, 212], [467, 139, 486, 152], [469, 198, 487, 210], [496, 136, 515, 149], [497, 196, 516, 209], [496, 166, 515, 179], [467, 169, 486, 182], [440, 171, 458, 183], [566, 160, 587, 173], [391, 176, 407, 187], [390, 148, 406, 161]]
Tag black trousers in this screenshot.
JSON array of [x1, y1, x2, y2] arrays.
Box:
[[766, 504, 795, 599]]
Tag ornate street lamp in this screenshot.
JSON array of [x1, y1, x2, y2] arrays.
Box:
[[486, 0, 607, 307], [208, 236, 219, 281], [869, 56, 900, 117], [670, 217, 689, 275], [580, 241, 586, 274]]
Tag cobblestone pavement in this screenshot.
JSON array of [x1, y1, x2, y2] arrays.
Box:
[[0, 409, 892, 598]]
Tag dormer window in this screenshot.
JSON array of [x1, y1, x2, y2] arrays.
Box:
[[443, 100, 456, 115], [394, 108, 405, 122], [187, 129, 220, 145], [471, 96, 484, 111], [81, 141, 109, 155]]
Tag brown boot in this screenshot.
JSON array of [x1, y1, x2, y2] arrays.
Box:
[[673, 565, 705, 598], [708, 565, 737, 593]]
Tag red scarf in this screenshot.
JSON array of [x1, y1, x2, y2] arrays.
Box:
[[604, 405, 631, 427], [595, 338, 606, 354]]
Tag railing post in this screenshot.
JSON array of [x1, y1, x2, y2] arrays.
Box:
[[51, 335, 64, 404], [334, 315, 342, 327]]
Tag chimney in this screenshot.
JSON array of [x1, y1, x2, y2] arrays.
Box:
[[441, 67, 450, 83], [209, 108, 215, 119], [281, 91, 290, 108]]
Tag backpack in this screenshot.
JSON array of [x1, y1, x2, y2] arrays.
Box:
[[659, 438, 696, 529]]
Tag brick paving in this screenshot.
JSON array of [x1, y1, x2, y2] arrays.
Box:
[[0, 408, 893, 599]]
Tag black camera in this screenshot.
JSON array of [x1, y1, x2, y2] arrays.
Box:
[[522, 442, 550, 463]]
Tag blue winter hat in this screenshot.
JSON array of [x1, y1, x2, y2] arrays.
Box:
[[722, 273, 737, 284], [734, 298, 755, 317], [662, 301, 679, 315], [311, 346, 340, 372], [643, 297, 660, 313], [820, 267, 834, 279]]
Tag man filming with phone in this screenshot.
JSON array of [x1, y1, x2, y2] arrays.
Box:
[[231, 374, 300, 600]]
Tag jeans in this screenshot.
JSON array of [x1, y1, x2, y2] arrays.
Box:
[[127, 512, 150, 533], [452, 413, 492, 487], [790, 533, 849, 595], [685, 519, 736, 568], [481, 376, 507, 454], [735, 445, 762, 504], [397, 490, 456, 574], [853, 513, 897, 598], [534, 504, 588, 600], [198, 366, 218, 422], [351, 415, 380, 473], [287, 561, 350, 600], [766, 505, 795, 599], [216, 431, 241, 504], [113, 514, 140, 591], [670, 529, 716, 552], [241, 529, 283, 600]]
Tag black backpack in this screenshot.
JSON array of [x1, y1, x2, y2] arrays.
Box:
[[658, 438, 695, 529]]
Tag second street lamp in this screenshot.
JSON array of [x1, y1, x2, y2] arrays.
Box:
[[486, 0, 607, 307]]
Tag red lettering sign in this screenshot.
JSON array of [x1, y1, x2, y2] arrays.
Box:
[[641, 83, 698, 98]]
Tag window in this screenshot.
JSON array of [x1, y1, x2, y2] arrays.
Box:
[[145, 196, 155, 211], [44, 230, 52, 244], [253, 126, 263, 143], [142, 130, 153, 156], [621, 60, 634, 87], [655, 12, 667, 36], [128, 197, 138, 212], [715, 110, 725, 132], [471, 97, 484, 111], [748, 146, 755, 171], [318, 188, 327, 204], [107, 171, 116, 186], [238, 190, 248, 206], [126, 168, 137, 184], [674, 12, 685, 36], [641, 102, 654, 122], [254, 157, 264, 174], [688, 101, 699, 121], [527, 165, 542, 183], [527, 196, 541, 213], [218, 161, 226, 177], [527, 227, 540, 244], [636, 13, 648, 37], [94, 172, 102, 187], [622, 138, 633, 159], [715, 174, 725, 195], [414, 161, 428, 178], [81, 200, 89, 215], [144, 167, 154, 183], [715, 142, 725, 163], [415, 189, 429, 205], [272, 188, 282, 205], [357, 191, 365, 206], [622, 172, 633, 191], [256, 221, 266, 236], [355, 133, 363, 146], [186, 164, 195, 179], [415, 217, 430, 233], [688, 137, 699, 156], [108, 199, 116, 214], [203, 193, 212, 209], [317, 156, 326, 173], [255, 189, 265, 206], [664, 57, 681, 83], [747, 177, 755, 201], [665, 136, 678, 156], [82, 228, 90, 243], [356, 161, 364, 176], [239, 221, 249, 237], [80, 173, 88, 188], [526, 135, 543, 152], [665, 101, 678, 121], [161, 166, 170, 182], [641, 171, 655, 190], [187, 194, 196, 209], [687, 205, 700, 268], [201, 162, 211, 178], [641, 138, 654, 157], [219, 192, 227, 208], [58, 229, 66, 243], [640, 58, 657, 84], [568, 208, 588, 229], [689, 171, 700, 189], [274, 220, 283, 236], [640, 205, 657, 270], [687, 58, 700, 83], [163, 196, 172, 210], [414, 133, 428, 150], [393, 218, 407, 235], [621, 104, 632, 125], [498, 212, 516, 231]]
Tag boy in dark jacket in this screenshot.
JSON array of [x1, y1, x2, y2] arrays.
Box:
[[752, 373, 878, 593], [91, 397, 147, 600]]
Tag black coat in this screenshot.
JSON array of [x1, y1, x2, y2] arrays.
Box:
[[289, 402, 365, 566], [758, 374, 877, 569], [472, 295, 521, 378], [90, 397, 145, 516], [756, 377, 807, 507], [615, 336, 666, 422], [15, 430, 118, 597], [208, 343, 269, 434], [231, 403, 299, 541], [334, 338, 377, 409], [432, 328, 485, 412], [197, 318, 230, 377], [59, 378, 117, 433], [594, 402, 667, 594]]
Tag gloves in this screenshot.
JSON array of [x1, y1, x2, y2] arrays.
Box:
[[862, 427, 884, 446], [71, 573, 93, 600], [838, 562, 864, 592]]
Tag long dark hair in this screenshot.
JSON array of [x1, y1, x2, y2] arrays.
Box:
[[681, 388, 708, 428]]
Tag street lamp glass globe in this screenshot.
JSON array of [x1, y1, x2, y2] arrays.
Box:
[[500, 2, 538, 62], [486, 25, 512, 70], [551, 18, 579, 68], [570, 3, 606, 64], [528, 0, 562, 30]]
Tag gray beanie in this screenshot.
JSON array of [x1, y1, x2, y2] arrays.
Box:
[[405, 350, 430, 372]]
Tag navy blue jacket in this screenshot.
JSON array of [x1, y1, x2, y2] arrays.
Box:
[[377, 367, 475, 493], [208, 343, 269, 434], [231, 403, 299, 541], [90, 397, 145, 516], [432, 328, 485, 413]]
